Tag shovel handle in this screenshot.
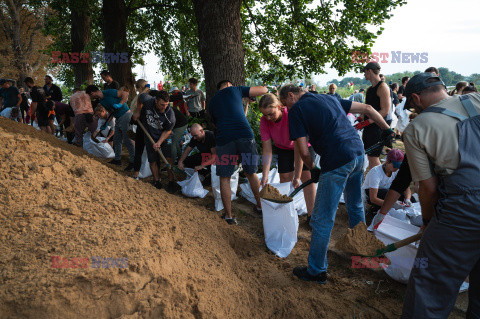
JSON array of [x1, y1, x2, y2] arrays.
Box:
[[136, 121, 176, 180], [375, 232, 423, 257], [289, 178, 316, 198]]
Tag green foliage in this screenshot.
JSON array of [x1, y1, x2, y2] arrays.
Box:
[[241, 0, 406, 82], [246, 101, 263, 155]]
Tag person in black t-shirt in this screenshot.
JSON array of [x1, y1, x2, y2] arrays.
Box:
[[177, 124, 216, 173], [25, 77, 51, 133], [43, 75, 63, 102], [398, 76, 409, 102], [100, 70, 120, 90]]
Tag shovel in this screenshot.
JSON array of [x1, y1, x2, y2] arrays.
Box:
[[262, 178, 316, 204], [370, 232, 422, 257], [136, 121, 178, 180]]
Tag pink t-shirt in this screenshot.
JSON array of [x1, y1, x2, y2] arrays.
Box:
[[70, 91, 93, 115], [260, 107, 295, 150]]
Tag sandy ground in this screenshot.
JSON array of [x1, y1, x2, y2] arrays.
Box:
[[0, 118, 465, 318]]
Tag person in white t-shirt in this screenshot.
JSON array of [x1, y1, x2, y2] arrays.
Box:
[[93, 105, 115, 147], [362, 148, 412, 209], [0, 106, 22, 123]]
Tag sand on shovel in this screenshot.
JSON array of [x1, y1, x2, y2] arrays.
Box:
[[259, 184, 292, 202], [335, 222, 385, 256]]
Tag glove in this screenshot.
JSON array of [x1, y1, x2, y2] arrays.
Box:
[[310, 166, 321, 183], [372, 211, 388, 230], [403, 199, 413, 207], [112, 103, 125, 110], [381, 128, 395, 141], [354, 120, 370, 130], [355, 116, 363, 123]]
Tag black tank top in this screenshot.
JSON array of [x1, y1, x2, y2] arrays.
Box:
[[366, 80, 384, 112]]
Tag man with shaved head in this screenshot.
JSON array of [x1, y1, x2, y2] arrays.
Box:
[[177, 123, 216, 174]]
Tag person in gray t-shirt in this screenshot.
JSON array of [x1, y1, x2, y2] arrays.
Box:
[[184, 77, 206, 118], [353, 88, 365, 103]]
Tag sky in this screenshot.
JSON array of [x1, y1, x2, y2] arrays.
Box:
[[133, 0, 480, 86]]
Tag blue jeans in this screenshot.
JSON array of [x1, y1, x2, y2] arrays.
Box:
[[307, 154, 365, 275]]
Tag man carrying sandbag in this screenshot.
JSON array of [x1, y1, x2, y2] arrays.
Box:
[[401, 73, 480, 318], [177, 123, 216, 182], [86, 85, 135, 171], [279, 84, 391, 284]]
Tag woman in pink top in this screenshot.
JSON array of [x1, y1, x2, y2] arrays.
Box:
[[259, 93, 316, 220]]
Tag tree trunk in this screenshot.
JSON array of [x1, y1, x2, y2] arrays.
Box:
[[192, 0, 245, 102], [102, 0, 135, 97], [70, 0, 93, 88]]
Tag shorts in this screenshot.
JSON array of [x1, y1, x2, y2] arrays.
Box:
[[362, 120, 392, 157], [275, 146, 316, 174], [215, 138, 258, 177], [145, 138, 172, 163], [36, 111, 49, 127]]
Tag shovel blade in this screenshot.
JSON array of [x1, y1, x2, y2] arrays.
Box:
[[262, 197, 294, 204]]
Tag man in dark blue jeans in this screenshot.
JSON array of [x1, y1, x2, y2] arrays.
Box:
[[279, 84, 392, 284], [208, 80, 268, 225]]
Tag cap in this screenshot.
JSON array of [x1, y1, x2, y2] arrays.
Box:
[[359, 88, 365, 92], [404, 73, 445, 109], [362, 62, 381, 72], [169, 86, 179, 93], [387, 149, 404, 163]]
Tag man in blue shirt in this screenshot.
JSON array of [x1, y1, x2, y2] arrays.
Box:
[[0, 79, 22, 111], [208, 80, 267, 225], [279, 84, 392, 284], [86, 85, 135, 170]]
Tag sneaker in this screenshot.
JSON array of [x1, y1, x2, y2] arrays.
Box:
[[166, 181, 177, 194], [109, 159, 122, 166], [153, 180, 162, 189], [293, 267, 327, 284], [124, 163, 134, 172], [225, 218, 238, 225]]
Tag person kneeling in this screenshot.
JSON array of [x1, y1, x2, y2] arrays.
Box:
[[177, 123, 216, 184], [141, 90, 176, 193], [93, 105, 115, 147], [362, 148, 413, 212]]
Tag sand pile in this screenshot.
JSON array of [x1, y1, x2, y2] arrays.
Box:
[[335, 222, 385, 256], [259, 184, 292, 202], [0, 118, 395, 318]]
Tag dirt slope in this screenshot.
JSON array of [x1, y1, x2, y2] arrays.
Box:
[[0, 117, 458, 318]]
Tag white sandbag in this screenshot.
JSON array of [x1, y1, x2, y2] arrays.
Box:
[[261, 182, 299, 258], [211, 165, 240, 211], [390, 109, 398, 130], [374, 215, 469, 292], [395, 99, 410, 133], [374, 215, 421, 283], [288, 183, 308, 216], [177, 172, 208, 198], [138, 147, 152, 178], [32, 121, 41, 130], [83, 132, 115, 158], [239, 168, 280, 204]]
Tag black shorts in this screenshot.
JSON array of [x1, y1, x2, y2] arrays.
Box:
[[215, 138, 258, 177], [145, 138, 172, 163], [362, 120, 392, 157], [36, 112, 49, 127], [275, 146, 316, 174]]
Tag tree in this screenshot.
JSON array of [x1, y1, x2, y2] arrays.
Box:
[[0, 0, 52, 85], [70, 0, 94, 87], [192, 0, 246, 100]]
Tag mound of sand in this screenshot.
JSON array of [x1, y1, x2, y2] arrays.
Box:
[[335, 222, 385, 256], [0, 118, 411, 318]]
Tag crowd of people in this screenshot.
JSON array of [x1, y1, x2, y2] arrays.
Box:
[[1, 63, 479, 318]]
